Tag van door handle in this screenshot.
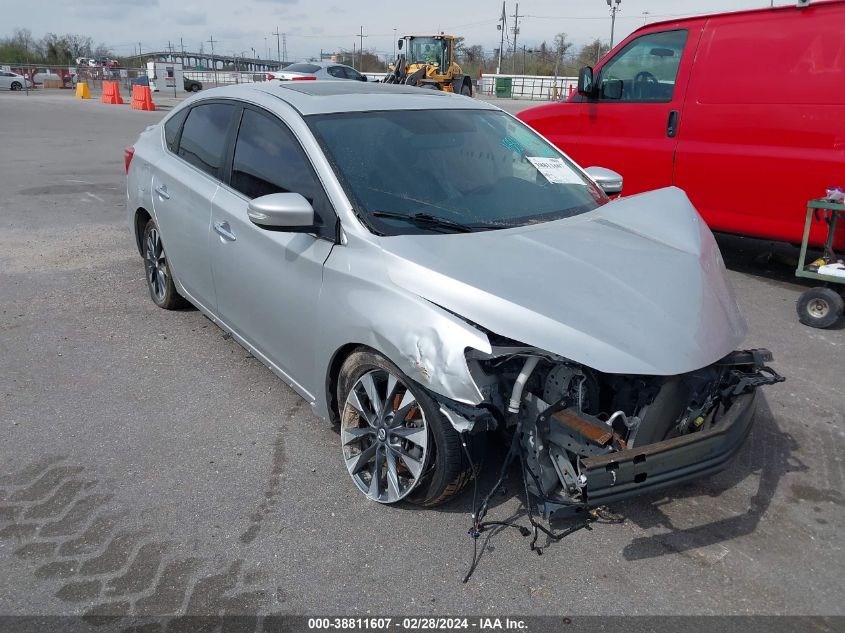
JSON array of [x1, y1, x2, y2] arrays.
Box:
[[213, 220, 236, 242], [666, 110, 680, 138], [154, 184, 170, 199]]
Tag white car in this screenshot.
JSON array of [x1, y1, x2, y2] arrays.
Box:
[[0, 71, 33, 91], [33, 69, 61, 85]]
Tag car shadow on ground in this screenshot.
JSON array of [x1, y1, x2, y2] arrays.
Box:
[[611, 395, 806, 560]]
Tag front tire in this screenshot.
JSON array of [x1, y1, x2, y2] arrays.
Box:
[[10, 81, 22, 91], [142, 219, 188, 310], [337, 350, 478, 506]]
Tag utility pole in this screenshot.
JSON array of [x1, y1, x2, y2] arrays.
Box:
[[393, 28, 397, 60], [642, 10, 650, 25], [497, 1, 506, 74], [358, 26, 367, 71], [264, 37, 268, 60], [207, 35, 218, 86], [167, 41, 177, 97], [510, 3, 520, 74], [138, 42, 143, 70], [272, 27, 281, 63], [180, 37, 185, 57], [282, 33, 287, 64], [353, 42, 356, 69], [607, 0, 622, 49]]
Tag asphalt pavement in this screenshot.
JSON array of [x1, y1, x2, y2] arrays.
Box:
[[0, 89, 843, 625]]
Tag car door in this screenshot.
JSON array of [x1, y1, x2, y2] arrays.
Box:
[[0, 73, 10, 89], [210, 106, 336, 395], [151, 101, 239, 311], [576, 27, 698, 195]]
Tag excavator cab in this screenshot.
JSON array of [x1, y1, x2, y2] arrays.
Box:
[[405, 36, 451, 69], [385, 34, 473, 96]]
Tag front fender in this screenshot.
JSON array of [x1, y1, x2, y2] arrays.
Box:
[[313, 239, 491, 420]]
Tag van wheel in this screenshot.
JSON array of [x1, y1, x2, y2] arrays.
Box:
[[797, 287, 843, 329], [337, 350, 479, 506]]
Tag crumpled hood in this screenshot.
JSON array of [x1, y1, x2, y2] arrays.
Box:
[[377, 187, 746, 376]]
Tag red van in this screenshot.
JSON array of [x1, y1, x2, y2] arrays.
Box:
[[517, 0, 845, 247]]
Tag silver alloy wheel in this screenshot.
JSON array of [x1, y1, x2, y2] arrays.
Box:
[[144, 227, 167, 302], [341, 369, 429, 503]]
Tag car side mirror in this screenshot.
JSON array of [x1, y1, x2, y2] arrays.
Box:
[[577, 66, 595, 97], [247, 192, 316, 231], [601, 78, 623, 100], [360, 75, 367, 82], [584, 166, 623, 196]]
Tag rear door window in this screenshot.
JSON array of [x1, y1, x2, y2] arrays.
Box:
[[177, 102, 238, 178], [599, 29, 688, 102]]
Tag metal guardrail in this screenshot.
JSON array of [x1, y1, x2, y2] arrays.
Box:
[[363, 72, 577, 101]]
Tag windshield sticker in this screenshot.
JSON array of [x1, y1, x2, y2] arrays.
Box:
[[526, 156, 582, 185]]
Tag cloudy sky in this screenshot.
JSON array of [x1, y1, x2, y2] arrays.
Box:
[[6, 0, 796, 61]]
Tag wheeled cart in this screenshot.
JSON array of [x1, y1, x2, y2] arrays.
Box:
[[795, 199, 845, 328]]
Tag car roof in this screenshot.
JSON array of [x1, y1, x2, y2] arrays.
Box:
[[207, 81, 497, 116], [293, 61, 353, 69]]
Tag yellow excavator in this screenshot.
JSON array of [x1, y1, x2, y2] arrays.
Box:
[[383, 34, 473, 96]]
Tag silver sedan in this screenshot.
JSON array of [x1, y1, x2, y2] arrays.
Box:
[[267, 61, 367, 82], [125, 81, 781, 517]]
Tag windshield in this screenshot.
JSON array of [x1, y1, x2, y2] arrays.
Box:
[[308, 109, 607, 235], [407, 37, 446, 66]]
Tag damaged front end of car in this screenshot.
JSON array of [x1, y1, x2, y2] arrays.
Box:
[[433, 341, 783, 519]]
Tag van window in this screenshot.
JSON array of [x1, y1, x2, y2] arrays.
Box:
[[600, 29, 688, 102], [178, 103, 238, 178]]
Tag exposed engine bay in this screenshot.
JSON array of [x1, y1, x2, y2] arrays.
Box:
[[443, 343, 784, 520]]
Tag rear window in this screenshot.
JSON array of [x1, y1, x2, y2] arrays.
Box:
[[284, 63, 320, 74], [177, 103, 238, 178]]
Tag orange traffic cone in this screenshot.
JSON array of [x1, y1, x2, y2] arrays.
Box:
[[131, 85, 156, 111]]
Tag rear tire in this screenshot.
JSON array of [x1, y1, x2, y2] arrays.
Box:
[[142, 219, 188, 310], [797, 287, 843, 329], [337, 349, 480, 506]]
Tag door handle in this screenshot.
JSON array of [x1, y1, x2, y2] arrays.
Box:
[[154, 184, 170, 199], [666, 110, 680, 138], [213, 220, 236, 242]]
